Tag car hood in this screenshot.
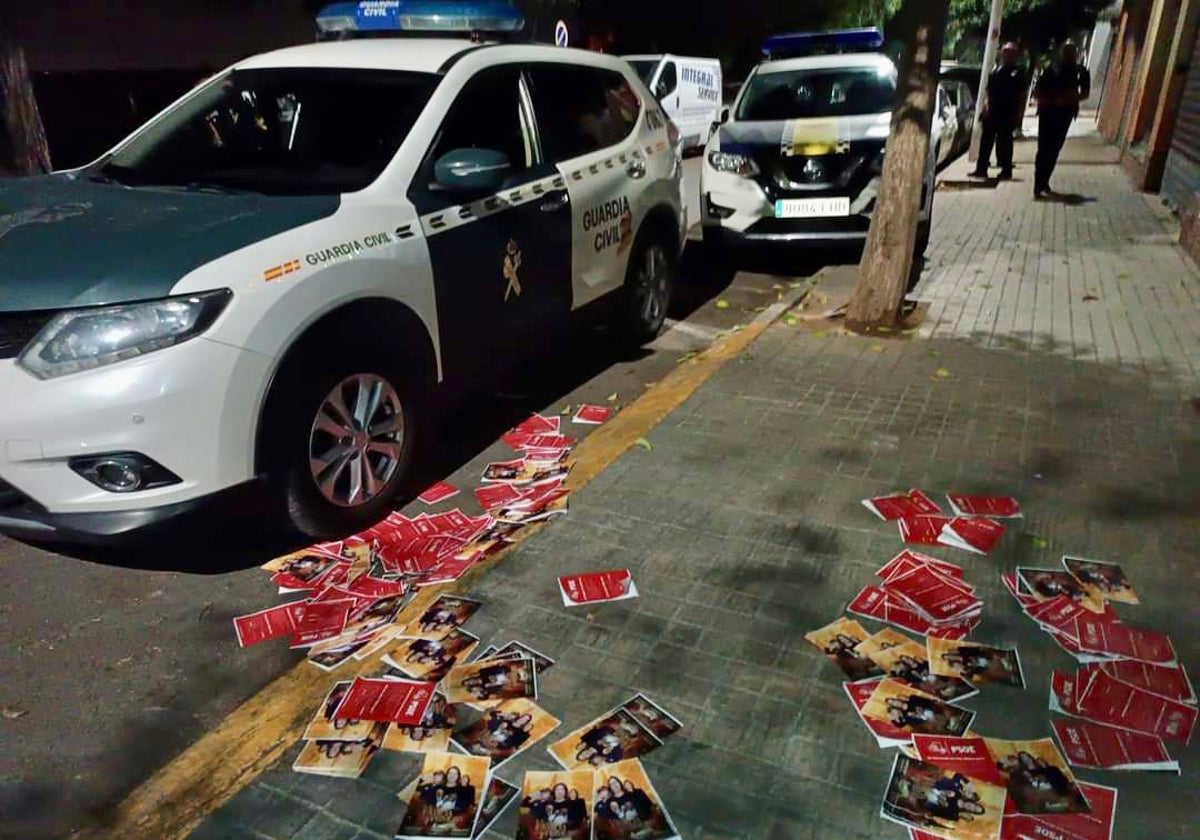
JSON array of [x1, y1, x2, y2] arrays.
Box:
[[0, 175, 338, 313], [717, 113, 891, 154]]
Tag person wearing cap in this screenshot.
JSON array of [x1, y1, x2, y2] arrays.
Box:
[[970, 43, 1026, 180], [1032, 41, 1090, 197]]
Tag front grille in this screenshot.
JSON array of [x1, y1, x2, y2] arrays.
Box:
[[0, 310, 57, 360], [752, 140, 883, 202]]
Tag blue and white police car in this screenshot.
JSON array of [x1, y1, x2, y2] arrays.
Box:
[[700, 28, 937, 254], [0, 0, 685, 549]]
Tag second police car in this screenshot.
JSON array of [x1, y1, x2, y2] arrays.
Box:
[[0, 0, 686, 549], [701, 28, 937, 254]]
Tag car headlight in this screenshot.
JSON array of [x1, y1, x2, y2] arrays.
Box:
[[18, 289, 232, 379], [707, 150, 759, 178]]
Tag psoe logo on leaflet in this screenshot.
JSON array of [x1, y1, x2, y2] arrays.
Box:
[[583, 196, 632, 254]]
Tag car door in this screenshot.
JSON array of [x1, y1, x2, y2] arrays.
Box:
[[524, 63, 646, 309], [407, 64, 571, 382]]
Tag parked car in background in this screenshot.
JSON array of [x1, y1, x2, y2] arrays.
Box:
[[623, 54, 723, 149]]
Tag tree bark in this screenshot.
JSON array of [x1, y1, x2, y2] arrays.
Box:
[[0, 34, 52, 176], [846, 0, 950, 332]]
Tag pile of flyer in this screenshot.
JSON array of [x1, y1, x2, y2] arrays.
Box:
[[1003, 558, 1195, 772], [805, 491, 1124, 840], [232, 410, 603, 670]]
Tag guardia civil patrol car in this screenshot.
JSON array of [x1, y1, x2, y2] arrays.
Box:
[[0, 1, 685, 549], [701, 28, 935, 253]]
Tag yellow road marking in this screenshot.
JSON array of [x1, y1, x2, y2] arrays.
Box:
[[83, 313, 780, 840]]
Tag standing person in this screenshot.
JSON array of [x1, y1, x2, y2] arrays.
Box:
[[1032, 41, 1090, 197], [970, 43, 1026, 180]]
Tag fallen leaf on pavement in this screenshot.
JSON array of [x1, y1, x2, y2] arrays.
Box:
[[2, 706, 28, 720], [932, 368, 952, 379], [605, 392, 619, 403], [715, 300, 730, 309], [1082, 293, 1099, 302], [772, 283, 785, 291], [784, 316, 798, 326], [812, 330, 828, 338], [980, 283, 993, 290], [869, 343, 885, 352], [634, 438, 653, 451], [560, 405, 572, 415]]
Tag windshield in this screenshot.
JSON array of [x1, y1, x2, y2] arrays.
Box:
[[98, 67, 438, 195], [627, 60, 660, 86], [736, 66, 896, 121]]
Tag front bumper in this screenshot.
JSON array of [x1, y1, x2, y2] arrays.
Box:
[[0, 336, 272, 522]]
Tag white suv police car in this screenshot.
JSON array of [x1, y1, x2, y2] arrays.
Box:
[[0, 3, 685, 549], [701, 28, 935, 253]]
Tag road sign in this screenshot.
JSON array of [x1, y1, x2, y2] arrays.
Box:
[[554, 19, 568, 48]]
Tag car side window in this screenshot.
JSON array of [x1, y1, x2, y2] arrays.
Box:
[[525, 65, 642, 163], [419, 65, 533, 188], [656, 61, 677, 99]]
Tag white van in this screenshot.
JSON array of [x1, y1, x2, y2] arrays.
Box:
[[624, 54, 723, 148]]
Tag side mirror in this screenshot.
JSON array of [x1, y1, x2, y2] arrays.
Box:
[[433, 148, 510, 194], [719, 106, 730, 124]]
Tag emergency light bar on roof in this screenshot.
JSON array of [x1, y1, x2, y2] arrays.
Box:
[[316, 0, 525, 38], [761, 27, 884, 60]]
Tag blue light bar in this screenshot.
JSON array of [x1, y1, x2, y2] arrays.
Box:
[[761, 27, 884, 59], [316, 1, 525, 35]]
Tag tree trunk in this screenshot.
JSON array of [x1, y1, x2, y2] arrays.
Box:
[[846, 0, 949, 332], [0, 35, 52, 176]]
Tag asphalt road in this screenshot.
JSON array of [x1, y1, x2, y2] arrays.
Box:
[[0, 155, 855, 840]]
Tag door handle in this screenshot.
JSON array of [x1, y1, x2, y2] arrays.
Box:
[[539, 192, 568, 212], [626, 159, 646, 180]]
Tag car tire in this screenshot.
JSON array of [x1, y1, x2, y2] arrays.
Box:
[[612, 224, 676, 345], [266, 348, 419, 540]]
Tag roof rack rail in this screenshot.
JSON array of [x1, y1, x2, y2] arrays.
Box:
[[316, 1, 526, 41], [761, 28, 884, 60]]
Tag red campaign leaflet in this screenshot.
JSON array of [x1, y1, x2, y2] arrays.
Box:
[[414, 554, 476, 587], [331, 676, 436, 726], [512, 413, 560, 436], [311, 586, 376, 613], [572, 404, 614, 425], [558, 569, 638, 606], [862, 489, 941, 522], [878, 550, 967, 584], [884, 564, 982, 623], [1051, 718, 1179, 772], [897, 514, 955, 547], [427, 509, 475, 534], [475, 483, 524, 512], [417, 481, 459, 505], [912, 734, 1006, 784], [946, 494, 1022, 519], [289, 599, 355, 648], [522, 446, 571, 463], [1026, 596, 1090, 640], [846, 586, 978, 640], [501, 430, 576, 451], [1049, 670, 1086, 717], [344, 575, 407, 599], [939, 517, 1006, 555], [1074, 615, 1176, 664], [1000, 782, 1117, 840], [233, 602, 308, 647], [843, 679, 909, 748], [1076, 667, 1197, 744], [1002, 573, 1039, 609], [1099, 660, 1195, 705]]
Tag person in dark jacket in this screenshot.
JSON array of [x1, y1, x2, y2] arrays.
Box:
[[971, 43, 1027, 180], [1033, 41, 1091, 197]]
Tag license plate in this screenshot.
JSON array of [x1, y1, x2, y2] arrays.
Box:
[[774, 197, 851, 218]]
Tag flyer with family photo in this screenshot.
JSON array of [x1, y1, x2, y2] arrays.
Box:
[[856, 630, 978, 702], [927, 637, 1026, 689], [880, 753, 1006, 840], [1017, 568, 1106, 614], [293, 722, 387, 779], [444, 657, 538, 706], [395, 752, 491, 840], [383, 628, 480, 683], [451, 697, 562, 770], [515, 770, 595, 840], [858, 679, 976, 743], [303, 681, 378, 742], [382, 692, 457, 754], [547, 707, 662, 770], [1062, 556, 1139, 605], [413, 595, 483, 639], [593, 759, 681, 840], [804, 616, 885, 681]]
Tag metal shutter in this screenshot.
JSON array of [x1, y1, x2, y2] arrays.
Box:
[[1163, 28, 1200, 212]]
